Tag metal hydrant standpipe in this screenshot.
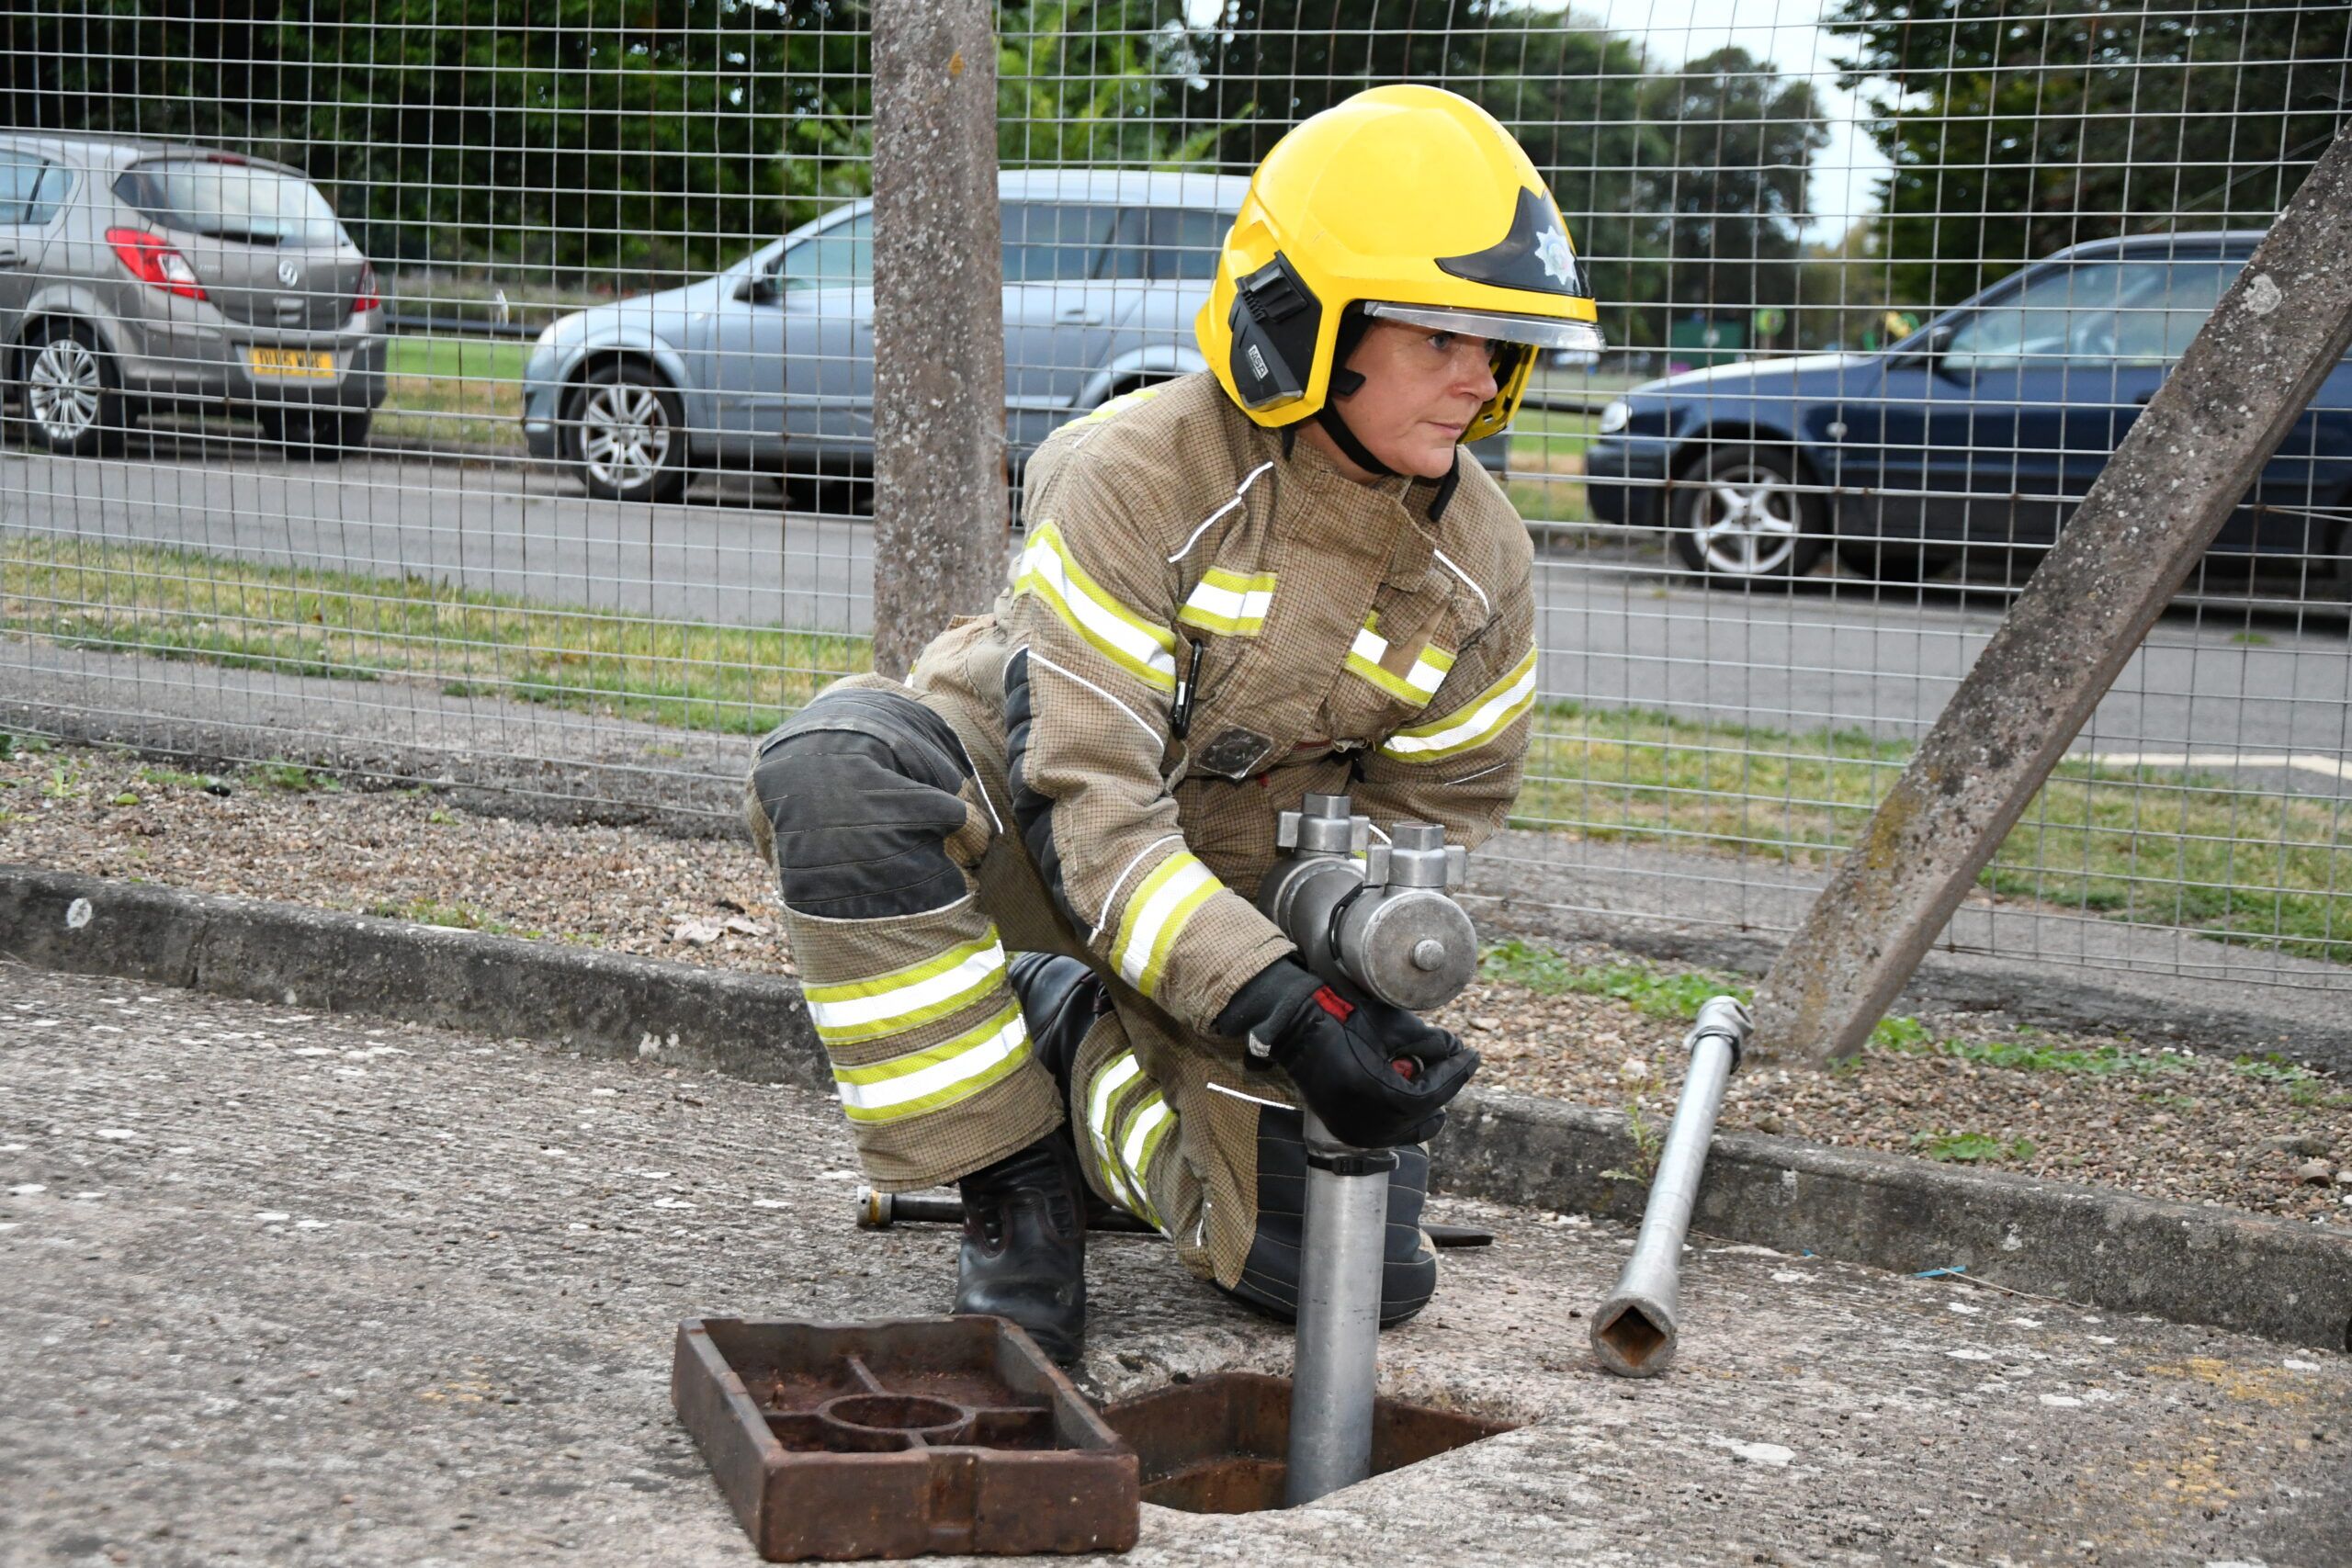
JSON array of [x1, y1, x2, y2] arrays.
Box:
[[1249, 793, 1478, 1506], [1589, 995, 1753, 1378]]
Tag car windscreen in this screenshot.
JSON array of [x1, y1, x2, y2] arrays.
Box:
[[112, 159, 347, 247]]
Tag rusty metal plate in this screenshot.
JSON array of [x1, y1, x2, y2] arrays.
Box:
[[672, 1316, 1138, 1560], [1097, 1371, 1514, 1514]]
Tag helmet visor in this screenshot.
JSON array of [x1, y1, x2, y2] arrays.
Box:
[[1362, 299, 1604, 353]]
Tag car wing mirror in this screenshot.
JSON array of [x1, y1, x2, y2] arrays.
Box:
[[736, 273, 781, 306]]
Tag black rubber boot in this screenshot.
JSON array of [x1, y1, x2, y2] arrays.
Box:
[[956, 1131, 1089, 1365]]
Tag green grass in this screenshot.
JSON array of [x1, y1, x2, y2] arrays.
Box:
[[8, 531, 2346, 967], [1, 537, 869, 735], [1882, 1029, 2188, 1078], [1476, 940, 1749, 1019], [1913, 1130, 2038, 1163], [377, 335, 532, 448], [1505, 407, 1595, 525], [1513, 699, 2351, 964]]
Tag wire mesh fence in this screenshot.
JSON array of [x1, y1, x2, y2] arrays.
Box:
[[0, 2, 2347, 999]]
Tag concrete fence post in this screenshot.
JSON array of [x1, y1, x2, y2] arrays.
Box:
[[867, 0, 1007, 679], [1753, 125, 2352, 1066]]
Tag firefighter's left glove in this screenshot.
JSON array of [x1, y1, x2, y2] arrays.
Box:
[[1214, 957, 1478, 1149]]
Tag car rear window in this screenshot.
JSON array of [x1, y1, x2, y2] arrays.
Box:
[[112, 159, 346, 247]]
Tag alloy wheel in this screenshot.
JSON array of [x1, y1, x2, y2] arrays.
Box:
[[27, 335, 103, 447], [579, 381, 674, 493], [1686, 460, 1803, 577]]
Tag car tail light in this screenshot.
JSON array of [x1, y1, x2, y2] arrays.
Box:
[[352, 264, 379, 316], [107, 228, 207, 302]]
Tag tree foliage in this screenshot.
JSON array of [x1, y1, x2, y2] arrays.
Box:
[[1827, 0, 2352, 307], [3, 0, 865, 282]]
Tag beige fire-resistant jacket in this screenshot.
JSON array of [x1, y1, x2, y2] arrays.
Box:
[[909, 371, 1539, 1042]]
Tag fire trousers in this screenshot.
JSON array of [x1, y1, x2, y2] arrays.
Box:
[[746, 676, 1437, 1322]]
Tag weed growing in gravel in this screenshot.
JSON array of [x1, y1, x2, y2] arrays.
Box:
[[138, 766, 217, 792], [368, 898, 520, 936], [1476, 941, 1749, 1020], [2231, 1052, 2318, 1086], [245, 761, 340, 794], [0, 730, 49, 760], [1878, 1031, 2187, 1078], [1913, 1130, 2038, 1163], [1476, 941, 1928, 1050]]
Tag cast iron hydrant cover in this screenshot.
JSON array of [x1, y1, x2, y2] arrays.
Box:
[[671, 1315, 1139, 1560]]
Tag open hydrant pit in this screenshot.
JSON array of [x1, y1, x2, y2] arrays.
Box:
[[1098, 1371, 1516, 1513], [672, 1315, 1138, 1560]]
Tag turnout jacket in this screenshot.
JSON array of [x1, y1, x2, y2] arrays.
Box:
[[909, 371, 1540, 1043]]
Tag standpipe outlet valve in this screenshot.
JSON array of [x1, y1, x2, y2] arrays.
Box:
[[1589, 995, 1753, 1378], [1249, 792, 1479, 1506]]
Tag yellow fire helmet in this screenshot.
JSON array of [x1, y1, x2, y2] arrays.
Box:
[[1198, 84, 1603, 448]]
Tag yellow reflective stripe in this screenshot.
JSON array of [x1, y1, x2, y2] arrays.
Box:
[[1379, 646, 1539, 762], [834, 1004, 1030, 1122], [1118, 1094, 1174, 1229], [1086, 1053, 1148, 1214], [1073, 386, 1161, 426], [806, 936, 1005, 1044], [1013, 521, 1177, 691], [1175, 568, 1276, 637], [1111, 851, 1221, 997], [1344, 617, 1453, 709]]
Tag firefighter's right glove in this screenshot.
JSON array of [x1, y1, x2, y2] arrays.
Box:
[[1215, 957, 1478, 1149]]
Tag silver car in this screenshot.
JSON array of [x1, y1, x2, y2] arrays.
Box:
[[522, 169, 1251, 503], [0, 132, 385, 457]]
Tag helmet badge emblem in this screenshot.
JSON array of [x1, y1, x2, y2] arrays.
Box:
[[1246, 344, 1269, 381], [277, 259, 301, 287], [1534, 224, 1576, 288]]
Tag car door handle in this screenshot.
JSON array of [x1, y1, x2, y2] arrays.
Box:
[[1057, 307, 1103, 325], [0, 247, 24, 266]]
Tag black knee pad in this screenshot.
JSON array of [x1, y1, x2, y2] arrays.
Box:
[[751, 689, 977, 919], [1219, 1106, 1439, 1327], [1006, 953, 1105, 1097]]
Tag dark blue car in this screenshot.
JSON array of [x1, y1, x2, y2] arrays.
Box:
[[1583, 231, 2352, 593]]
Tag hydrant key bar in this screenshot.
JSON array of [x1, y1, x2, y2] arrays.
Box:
[[1591, 996, 1752, 1378]]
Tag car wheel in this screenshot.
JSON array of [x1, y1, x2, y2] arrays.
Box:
[[258, 407, 373, 460], [17, 321, 129, 457], [567, 364, 688, 502], [1668, 446, 1826, 583]]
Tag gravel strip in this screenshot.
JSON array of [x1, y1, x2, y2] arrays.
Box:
[[6, 738, 2347, 1229]]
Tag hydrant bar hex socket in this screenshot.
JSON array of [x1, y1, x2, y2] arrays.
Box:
[[1590, 995, 1752, 1379]]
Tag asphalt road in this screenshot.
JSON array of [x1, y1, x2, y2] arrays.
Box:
[[6, 958, 2346, 1566], [4, 446, 2347, 796]]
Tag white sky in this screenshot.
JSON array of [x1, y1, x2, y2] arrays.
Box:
[[1577, 0, 1894, 236]]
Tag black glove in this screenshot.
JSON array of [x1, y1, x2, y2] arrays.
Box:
[[1214, 957, 1478, 1148]]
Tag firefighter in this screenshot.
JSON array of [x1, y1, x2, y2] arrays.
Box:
[[747, 85, 1602, 1363]]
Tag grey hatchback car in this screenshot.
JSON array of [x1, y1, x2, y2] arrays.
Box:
[[522, 169, 1250, 503], [0, 132, 386, 457]]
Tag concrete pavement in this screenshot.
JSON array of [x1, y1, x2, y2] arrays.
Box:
[[5, 960, 2346, 1565]]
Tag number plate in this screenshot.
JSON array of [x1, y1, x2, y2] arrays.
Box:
[[246, 346, 337, 380]]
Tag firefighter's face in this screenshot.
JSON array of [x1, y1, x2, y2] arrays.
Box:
[[1328, 321, 1500, 479]]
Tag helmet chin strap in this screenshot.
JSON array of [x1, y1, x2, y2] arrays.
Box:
[[1316, 306, 1396, 479], [1314, 400, 1396, 479]]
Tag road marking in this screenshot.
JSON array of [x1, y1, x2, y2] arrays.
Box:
[[2080, 751, 2351, 782]]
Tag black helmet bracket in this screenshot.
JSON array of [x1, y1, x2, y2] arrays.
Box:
[[1226, 253, 1323, 411]]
